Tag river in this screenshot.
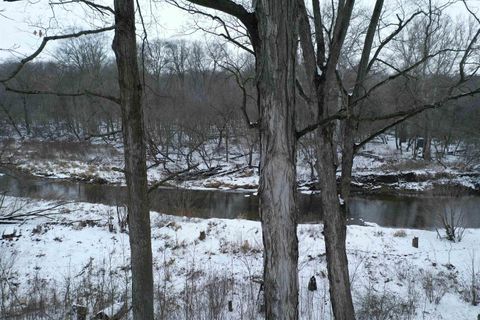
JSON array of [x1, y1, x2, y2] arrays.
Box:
[[1, 168, 479, 229]]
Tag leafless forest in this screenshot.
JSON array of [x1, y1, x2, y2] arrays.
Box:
[[1, 1, 480, 320]]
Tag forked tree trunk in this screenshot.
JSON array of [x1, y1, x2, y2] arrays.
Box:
[[316, 2, 383, 316], [315, 127, 355, 320], [112, 1, 154, 319], [255, 0, 299, 318]]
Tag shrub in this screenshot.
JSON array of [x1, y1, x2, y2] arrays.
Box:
[[393, 230, 407, 237]]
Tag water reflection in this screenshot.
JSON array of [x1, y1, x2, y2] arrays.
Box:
[[1, 168, 479, 229], [349, 195, 480, 228]]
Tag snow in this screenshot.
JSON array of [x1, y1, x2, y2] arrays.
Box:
[[1, 134, 480, 318], [2, 134, 479, 194], [1, 196, 479, 319], [4, 135, 480, 192]]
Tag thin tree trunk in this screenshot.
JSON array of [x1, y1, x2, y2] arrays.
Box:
[[225, 125, 229, 162], [112, 1, 154, 319], [248, 143, 254, 168], [255, 0, 299, 318], [423, 115, 432, 161], [22, 95, 31, 136]]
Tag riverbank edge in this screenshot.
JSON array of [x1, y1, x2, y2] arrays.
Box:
[[3, 163, 479, 198]]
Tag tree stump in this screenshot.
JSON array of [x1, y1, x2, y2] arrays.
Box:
[[412, 236, 419, 248]]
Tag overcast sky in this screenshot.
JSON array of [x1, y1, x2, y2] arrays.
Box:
[[0, 0, 196, 61], [0, 0, 478, 62]]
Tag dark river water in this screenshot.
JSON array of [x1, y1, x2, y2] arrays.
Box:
[[1, 168, 479, 229]]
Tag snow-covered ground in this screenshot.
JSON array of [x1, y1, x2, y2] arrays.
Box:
[[1, 134, 479, 318], [2, 134, 478, 194], [1, 196, 479, 319]]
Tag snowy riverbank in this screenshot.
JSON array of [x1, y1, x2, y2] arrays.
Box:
[[1, 196, 479, 319], [1, 135, 479, 194]]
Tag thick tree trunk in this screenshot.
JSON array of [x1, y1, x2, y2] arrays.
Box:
[[315, 127, 355, 320], [112, 1, 154, 319], [255, 0, 299, 318]]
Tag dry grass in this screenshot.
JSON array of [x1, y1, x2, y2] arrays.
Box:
[[393, 230, 407, 237]]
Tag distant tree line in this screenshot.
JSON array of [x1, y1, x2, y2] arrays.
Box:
[[1, 37, 479, 167]]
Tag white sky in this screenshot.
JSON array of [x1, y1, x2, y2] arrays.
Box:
[[0, 0, 196, 61], [0, 0, 478, 62]]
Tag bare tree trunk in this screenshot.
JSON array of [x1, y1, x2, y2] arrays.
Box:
[[423, 115, 432, 161], [177, 0, 299, 317], [225, 125, 229, 162], [248, 143, 254, 168], [112, 1, 154, 319], [255, 0, 299, 318], [341, 119, 355, 204], [22, 95, 31, 136], [316, 127, 355, 320], [297, 0, 357, 313], [316, 2, 383, 316]]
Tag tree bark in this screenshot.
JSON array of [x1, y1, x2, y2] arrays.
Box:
[[298, 0, 357, 316], [112, 1, 154, 319], [255, 0, 299, 318], [22, 95, 31, 136], [180, 1, 299, 317], [316, 126, 355, 320], [340, 119, 355, 204]]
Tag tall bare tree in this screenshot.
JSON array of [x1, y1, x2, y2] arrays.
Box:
[[112, 0, 154, 319], [1, 2, 154, 319], [296, 1, 480, 318], [173, 0, 300, 318], [296, 1, 357, 317]]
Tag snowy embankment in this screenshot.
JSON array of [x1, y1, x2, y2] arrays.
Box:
[[1, 196, 479, 319], [3, 135, 479, 194]]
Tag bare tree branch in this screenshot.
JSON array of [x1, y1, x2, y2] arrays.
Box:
[[219, 59, 259, 128], [353, 48, 465, 106], [366, 11, 423, 74], [354, 86, 480, 151], [296, 110, 347, 138], [167, 0, 255, 54], [4, 86, 120, 105], [148, 164, 199, 193], [49, 0, 115, 15], [178, 0, 259, 50], [0, 26, 115, 84]]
